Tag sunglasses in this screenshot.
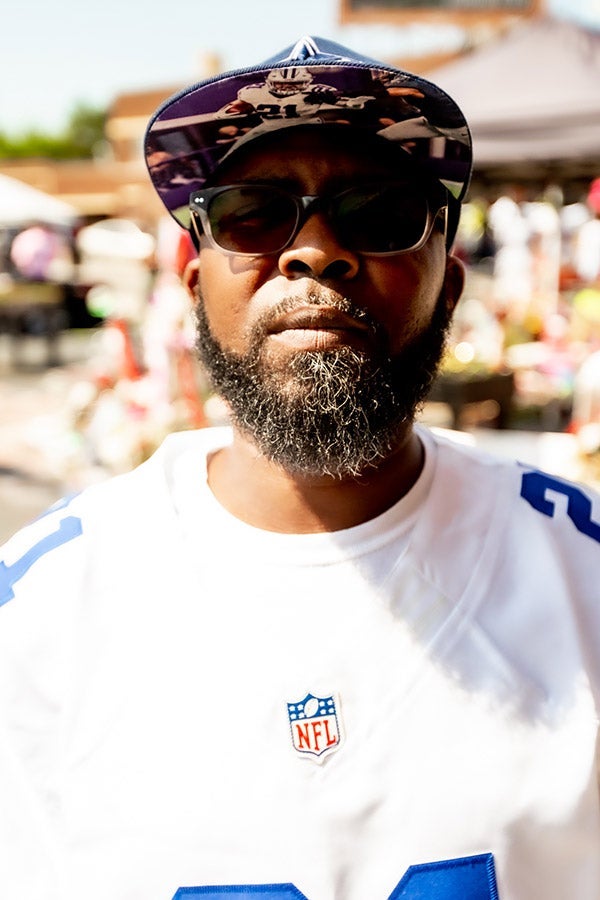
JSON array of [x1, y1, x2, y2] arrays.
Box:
[[189, 181, 448, 257]]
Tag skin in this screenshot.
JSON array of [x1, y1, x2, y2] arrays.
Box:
[[183, 129, 465, 534]]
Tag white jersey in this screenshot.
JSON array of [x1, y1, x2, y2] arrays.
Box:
[[1, 425, 599, 900]]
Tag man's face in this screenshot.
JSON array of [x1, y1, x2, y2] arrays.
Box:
[[186, 128, 464, 478]]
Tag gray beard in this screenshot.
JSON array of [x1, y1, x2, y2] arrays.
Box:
[[194, 291, 451, 478]]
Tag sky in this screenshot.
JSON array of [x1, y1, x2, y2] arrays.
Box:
[[1, 0, 598, 135]]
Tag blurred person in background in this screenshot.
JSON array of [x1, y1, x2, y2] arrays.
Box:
[[0, 35, 599, 900], [574, 177, 600, 285], [9, 223, 75, 285]]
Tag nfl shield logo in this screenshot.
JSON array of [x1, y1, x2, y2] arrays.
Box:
[[287, 692, 342, 762]]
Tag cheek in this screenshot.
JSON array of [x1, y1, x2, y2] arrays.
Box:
[[365, 247, 446, 345], [196, 249, 273, 354]]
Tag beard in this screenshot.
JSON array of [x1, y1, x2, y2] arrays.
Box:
[[194, 288, 452, 479]]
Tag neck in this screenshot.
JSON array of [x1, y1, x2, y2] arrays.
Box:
[[206, 425, 424, 534]]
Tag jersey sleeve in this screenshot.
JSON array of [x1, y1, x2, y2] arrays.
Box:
[[0, 497, 85, 897]]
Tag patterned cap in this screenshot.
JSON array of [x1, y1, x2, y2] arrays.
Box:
[[145, 35, 472, 235]]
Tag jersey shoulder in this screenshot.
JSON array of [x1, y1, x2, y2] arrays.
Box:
[[0, 428, 224, 611], [418, 428, 600, 705], [430, 427, 600, 546], [416, 428, 599, 599]]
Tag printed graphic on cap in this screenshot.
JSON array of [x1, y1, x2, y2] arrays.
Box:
[[287, 692, 342, 762]]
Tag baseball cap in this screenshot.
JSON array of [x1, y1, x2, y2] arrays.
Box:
[[144, 35, 472, 243]]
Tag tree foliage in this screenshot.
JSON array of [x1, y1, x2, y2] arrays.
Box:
[[0, 103, 107, 160]]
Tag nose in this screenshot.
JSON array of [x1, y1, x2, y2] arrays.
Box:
[[278, 212, 360, 281]]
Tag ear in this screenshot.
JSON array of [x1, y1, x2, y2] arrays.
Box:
[[442, 254, 465, 316], [182, 257, 201, 304]]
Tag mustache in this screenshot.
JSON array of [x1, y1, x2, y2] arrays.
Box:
[[247, 290, 386, 348]]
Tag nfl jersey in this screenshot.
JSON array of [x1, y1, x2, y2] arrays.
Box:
[[0, 425, 599, 900]]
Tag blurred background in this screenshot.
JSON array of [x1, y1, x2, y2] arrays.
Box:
[[2, 0, 600, 541]]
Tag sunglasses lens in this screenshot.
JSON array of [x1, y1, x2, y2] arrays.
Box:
[[208, 186, 298, 254], [334, 184, 430, 253], [195, 182, 440, 255]]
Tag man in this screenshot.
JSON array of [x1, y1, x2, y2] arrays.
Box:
[[0, 36, 599, 900]]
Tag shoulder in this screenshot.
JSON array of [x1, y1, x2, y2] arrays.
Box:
[[427, 426, 599, 533], [0, 461, 155, 608], [419, 426, 600, 701], [418, 426, 599, 585], [0, 427, 231, 611]]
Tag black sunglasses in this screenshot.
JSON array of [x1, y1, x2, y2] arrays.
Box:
[[189, 181, 448, 257]]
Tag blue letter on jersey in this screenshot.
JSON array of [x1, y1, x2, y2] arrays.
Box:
[[172, 853, 499, 899], [389, 853, 499, 899], [0, 515, 82, 607], [520, 471, 600, 543]]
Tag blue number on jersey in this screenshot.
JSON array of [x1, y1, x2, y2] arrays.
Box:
[[174, 888, 304, 899], [520, 470, 600, 543], [172, 852, 498, 899], [0, 509, 82, 607]]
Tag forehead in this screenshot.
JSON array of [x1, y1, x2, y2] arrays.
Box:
[[212, 126, 422, 187]]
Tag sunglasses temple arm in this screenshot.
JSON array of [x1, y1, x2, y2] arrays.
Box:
[[189, 211, 203, 251]]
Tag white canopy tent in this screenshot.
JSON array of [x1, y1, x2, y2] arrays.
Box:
[[430, 16, 600, 184], [0, 174, 79, 228]]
